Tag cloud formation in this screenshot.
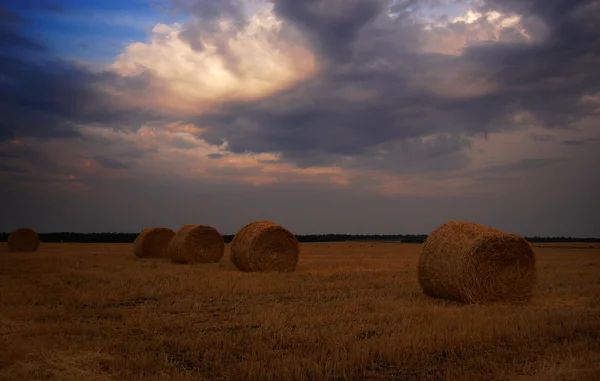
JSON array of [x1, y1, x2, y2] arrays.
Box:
[[111, 10, 318, 113], [1, 0, 599, 236]]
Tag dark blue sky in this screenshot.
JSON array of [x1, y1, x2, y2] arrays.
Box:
[[1, 0, 185, 62]]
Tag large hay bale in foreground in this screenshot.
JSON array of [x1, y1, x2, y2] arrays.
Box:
[[133, 227, 175, 258], [168, 225, 224, 264], [418, 221, 536, 303], [230, 221, 299, 272], [8, 228, 40, 252]]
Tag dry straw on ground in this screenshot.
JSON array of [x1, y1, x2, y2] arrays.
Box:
[[133, 227, 175, 258], [418, 221, 536, 303], [8, 228, 40, 252], [230, 221, 299, 272], [168, 225, 224, 264]]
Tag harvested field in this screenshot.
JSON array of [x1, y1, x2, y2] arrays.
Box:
[[1, 242, 599, 380]]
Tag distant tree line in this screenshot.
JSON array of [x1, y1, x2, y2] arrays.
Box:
[[0, 232, 598, 243], [524, 236, 600, 243]]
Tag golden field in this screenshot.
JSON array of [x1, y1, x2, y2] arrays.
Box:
[[1, 242, 599, 381]]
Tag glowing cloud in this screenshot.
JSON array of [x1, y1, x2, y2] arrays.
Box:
[[111, 8, 319, 114], [420, 9, 542, 56]]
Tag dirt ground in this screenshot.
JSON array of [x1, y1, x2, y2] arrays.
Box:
[[1, 242, 599, 380]]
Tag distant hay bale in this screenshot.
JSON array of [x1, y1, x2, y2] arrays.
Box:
[[418, 221, 536, 303], [230, 221, 299, 272], [8, 228, 40, 252], [168, 225, 224, 264], [133, 227, 175, 258]]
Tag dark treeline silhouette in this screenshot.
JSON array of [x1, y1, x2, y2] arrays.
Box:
[[0, 232, 598, 243]]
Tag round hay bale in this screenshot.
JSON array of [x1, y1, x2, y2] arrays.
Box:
[[8, 228, 40, 252], [168, 225, 224, 264], [230, 221, 299, 272], [133, 227, 175, 258], [418, 221, 536, 303]]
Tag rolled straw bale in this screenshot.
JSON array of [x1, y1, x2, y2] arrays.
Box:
[[8, 228, 40, 252], [418, 221, 536, 303], [230, 221, 299, 272], [168, 224, 224, 264], [133, 227, 175, 258]]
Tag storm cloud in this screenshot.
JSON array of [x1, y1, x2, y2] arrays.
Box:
[[188, 0, 599, 174]]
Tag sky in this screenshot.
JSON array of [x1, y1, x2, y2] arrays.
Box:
[[1, 0, 599, 236]]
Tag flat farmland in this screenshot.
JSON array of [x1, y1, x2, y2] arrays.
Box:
[[1, 242, 599, 381]]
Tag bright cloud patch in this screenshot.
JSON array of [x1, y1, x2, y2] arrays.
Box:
[[421, 9, 545, 55], [111, 9, 319, 114]]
